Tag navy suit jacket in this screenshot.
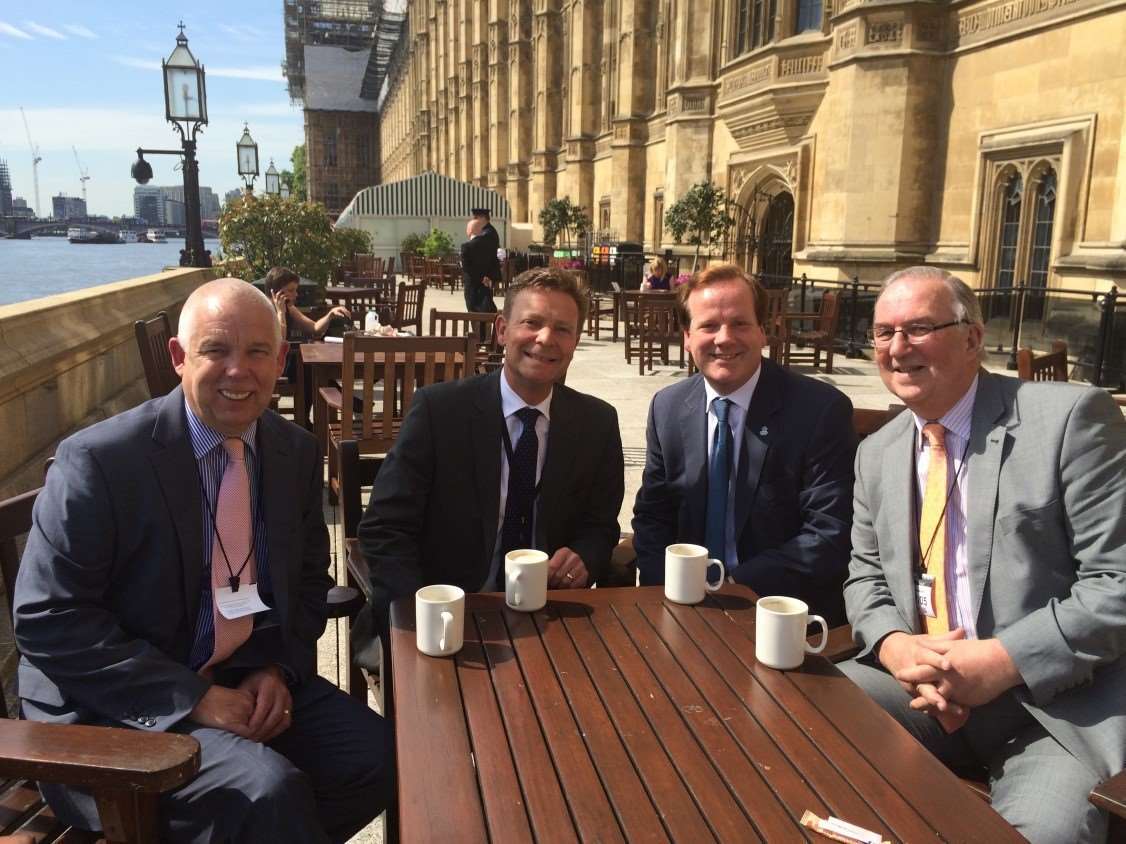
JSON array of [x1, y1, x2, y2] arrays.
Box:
[[632, 359, 856, 624], [358, 369, 624, 619], [14, 387, 332, 733]]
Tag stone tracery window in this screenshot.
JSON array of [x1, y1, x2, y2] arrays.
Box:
[[795, 0, 822, 32], [995, 172, 1022, 288], [1028, 168, 1056, 289]]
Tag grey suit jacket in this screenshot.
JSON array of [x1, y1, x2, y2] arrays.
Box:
[[358, 369, 625, 617], [14, 387, 332, 733], [844, 371, 1126, 779]]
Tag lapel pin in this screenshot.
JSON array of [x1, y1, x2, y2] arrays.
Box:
[[759, 426, 769, 437]]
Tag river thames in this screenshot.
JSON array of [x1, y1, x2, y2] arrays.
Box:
[[0, 236, 223, 307]]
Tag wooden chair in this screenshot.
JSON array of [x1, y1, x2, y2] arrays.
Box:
[[134, 311, 179, 398], [0, 486, 202, 843], [354, 253, 375, 276], [622, 291, 677, 367], [423, 258, 443, 290], [322, 334, 477, 501], [1017, 340, 1068, 382], [637, 296, 684, 375], [429, 308, 501, 372], [586, 291, 618, 340], [383, 255, 396, 282], [441, 260, 461, 292], [762, 288, 790, 361], [781, 291, 841, 373], [389, 282, 426, 335]]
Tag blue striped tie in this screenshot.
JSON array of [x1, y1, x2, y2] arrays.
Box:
[[705, 398, 732, 568]]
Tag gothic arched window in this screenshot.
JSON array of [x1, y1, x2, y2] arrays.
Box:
[[995, 172, 1022, 288]]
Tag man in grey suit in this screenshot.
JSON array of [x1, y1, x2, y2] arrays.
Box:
[[15, 279, 389, 842], [840, 267, 1126, 843], [359, 266, 624, 626]]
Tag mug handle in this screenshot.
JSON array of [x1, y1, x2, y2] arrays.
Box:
[[509, 569, 523, 606], [804, 614, 828, 654], [439, 610, 454, 652], [705, 559, 725, 592]]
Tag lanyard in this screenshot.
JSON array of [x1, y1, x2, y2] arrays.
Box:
[[198, 444, 263, 592], [914, 429, 971, 575]]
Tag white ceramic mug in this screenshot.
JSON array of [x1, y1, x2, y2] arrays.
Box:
[[664, 543, 725, 604], [415, 585, 465, 657], [505, 549, 549, 611], [755, 596, 828, 670]]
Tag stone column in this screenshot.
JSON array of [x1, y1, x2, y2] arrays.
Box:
[[609, 0, 655, 243], [663, 0, 718, 204], [507, 0, 534, 221], [487, 0, 510, 198], [531, 0, 564, 232], [562, 0, 602, 215]]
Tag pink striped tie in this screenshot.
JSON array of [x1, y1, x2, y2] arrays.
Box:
[[201, 437, 257, 672]]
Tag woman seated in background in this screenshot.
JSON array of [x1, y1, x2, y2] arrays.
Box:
[[266, 266, 352, 426], [642, 257, 671, 291]]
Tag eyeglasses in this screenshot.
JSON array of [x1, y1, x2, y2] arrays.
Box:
[[869, 319, 966, 346]]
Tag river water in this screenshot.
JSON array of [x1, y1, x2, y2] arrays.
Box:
[[0, 236, 223, 307]]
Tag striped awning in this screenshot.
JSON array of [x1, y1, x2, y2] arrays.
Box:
[[338, 171, 510, 220]]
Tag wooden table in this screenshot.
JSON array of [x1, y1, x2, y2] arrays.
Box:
[[390, 585, 1021, 843]]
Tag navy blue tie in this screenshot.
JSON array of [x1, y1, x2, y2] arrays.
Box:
[[500, 407, 541, 558], [705, 398, 733, 568]]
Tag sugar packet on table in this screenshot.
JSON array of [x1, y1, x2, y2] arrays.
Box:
[[799, 811, 889, 844]]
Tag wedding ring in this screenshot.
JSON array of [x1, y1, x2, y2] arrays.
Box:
[[565, 572, 575, 581], [283, 709, 291, 716]]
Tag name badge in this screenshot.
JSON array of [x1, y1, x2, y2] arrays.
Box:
[[215, 582, 271, 620], [916, 573, 937, 618]]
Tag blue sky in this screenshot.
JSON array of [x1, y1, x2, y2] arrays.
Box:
[[0, 1, 305, 217]]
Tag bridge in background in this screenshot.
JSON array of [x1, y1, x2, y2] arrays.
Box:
[[2, 217, 220, 239]]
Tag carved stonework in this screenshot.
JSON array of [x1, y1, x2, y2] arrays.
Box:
[[866, 20, 903, 44], [917, 17, 943, 43], [720, 60, 773, 99], [779, 55, 823, 77], [837, 24, 858, 50]]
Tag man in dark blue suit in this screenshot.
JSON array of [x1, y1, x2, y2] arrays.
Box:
[[460, 208, 502, 315], [632, 264, 856, 624], [14, 278, 389, 843]]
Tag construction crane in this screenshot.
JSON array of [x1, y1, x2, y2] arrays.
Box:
[[19, 107, 42, 218], [72, 146, 90, 206]]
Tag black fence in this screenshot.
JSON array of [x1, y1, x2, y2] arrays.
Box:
[[755, 274, 1124, 390]]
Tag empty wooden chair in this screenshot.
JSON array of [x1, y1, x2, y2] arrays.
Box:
[[637, 296, 684, 375], [390, 282, 426, 335], [781, 290, 841, 373], [762, 288, 790, 361], [384, 255, 396, 282], [429, 308, 501, 371], [134, 311, 180, 398], [586, 291, 618, 340], [1017, 340, 1068, 382]]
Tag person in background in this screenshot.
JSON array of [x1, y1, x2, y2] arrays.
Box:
[[14, 278, 390, 842], [642, 256, 672, 291], [265, 266, 350, 426], [839, 267, 1126, 843], [461, 208, 502, 314]]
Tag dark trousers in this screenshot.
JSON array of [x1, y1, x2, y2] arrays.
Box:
[[43, 676, 392, 843]]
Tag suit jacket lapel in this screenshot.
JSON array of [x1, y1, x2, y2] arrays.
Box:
[[257, 413, 292, 629], [881, 413, 920, 632], [735, 362, 782, 534], [537, 386, 573, 549], [966, 372, 1014, 627], [149, 387, 205, 627], [471, 371, 504, 558], [680, 376, 708, 534]]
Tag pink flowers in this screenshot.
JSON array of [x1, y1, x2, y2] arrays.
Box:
[[673, 273, 692, 287]]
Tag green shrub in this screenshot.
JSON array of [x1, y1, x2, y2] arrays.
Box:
[[421, 228, 455, 259], [400, 232, 426, 255]]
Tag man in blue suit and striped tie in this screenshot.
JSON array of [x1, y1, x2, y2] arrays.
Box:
[[632, 263, 856, 624]]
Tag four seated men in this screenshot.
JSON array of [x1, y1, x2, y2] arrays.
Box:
[[12, 264, 1122, 842]]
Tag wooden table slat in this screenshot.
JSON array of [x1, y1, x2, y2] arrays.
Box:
[[614, 604, 808, 840], [474, 611, 579, 843], [503, 609, 627, 843], [561, 612, 717, 842], [456, 621, 536, 843], [390, 604, 489, 843], [535, 604, 672, 843], [584, 602, 763, 841]]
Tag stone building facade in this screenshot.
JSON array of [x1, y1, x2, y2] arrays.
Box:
[[378, 0, 1126, 288]]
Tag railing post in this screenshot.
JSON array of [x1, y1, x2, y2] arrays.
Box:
[[799, 273, 808, 312], [845, 275, 862, 358], [1006, 280, 1025, 370], [1092, 285, 1118, 387]]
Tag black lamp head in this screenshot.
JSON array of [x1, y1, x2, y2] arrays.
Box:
[[131, 152, 154, 185]]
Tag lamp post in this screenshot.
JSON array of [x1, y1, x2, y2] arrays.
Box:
[[264, 159, 280, 195], [130, 22, 210, 268], [237, 124, 259, 192]]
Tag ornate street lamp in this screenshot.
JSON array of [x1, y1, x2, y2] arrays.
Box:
[[264, 159, 280, 196], [237, 124, 259, 191], [280, 182, 291, 200], [130, 22, 211, 268]]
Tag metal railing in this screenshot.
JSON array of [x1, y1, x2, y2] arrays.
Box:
[[754, 274, 1124, 389]]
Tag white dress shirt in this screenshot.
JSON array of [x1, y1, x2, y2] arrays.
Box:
[[912, 375, 977, 638], [480, 370, 552, 591], [703, 368, 761, 569]]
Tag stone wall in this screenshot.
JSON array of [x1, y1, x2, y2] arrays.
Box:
[[0, 267, 214, 500]]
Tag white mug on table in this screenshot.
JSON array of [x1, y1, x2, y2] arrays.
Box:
[[755, 596, 828, 670], [505, 549, 549, 612], [664, 543, 724, 604], [415, 584, 465, 657]]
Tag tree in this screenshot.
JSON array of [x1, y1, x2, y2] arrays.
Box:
[[538, 197, 590, 248], [218, 193, 371, 285], [663, 181, 736, 272], [421, 228, 455, 258], [285, 144, 307, 201]]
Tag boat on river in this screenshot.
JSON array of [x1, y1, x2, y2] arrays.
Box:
[[67, 227, 120, 245], [141, 229, 168, 243]]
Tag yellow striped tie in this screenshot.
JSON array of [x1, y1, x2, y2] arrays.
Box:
[[920, 423, 950, 635]]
